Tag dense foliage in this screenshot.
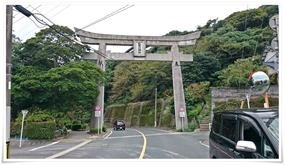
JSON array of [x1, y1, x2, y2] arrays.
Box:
[[11, 25, 106, 135]]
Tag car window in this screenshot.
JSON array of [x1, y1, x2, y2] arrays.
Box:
[[117, 121, 124, 125], [212, 113, 222, 134], [221, 117, 236, 142], [263, 116, 279, 142], [263, 138, 275, 158]]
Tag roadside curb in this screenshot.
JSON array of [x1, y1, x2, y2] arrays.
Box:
[[9, 130, 110, 147], [9, 139, 55, 147], [89, 130, 111, 139]]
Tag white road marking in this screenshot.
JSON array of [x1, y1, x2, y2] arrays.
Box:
[[45, 139, 92, 159], [199, 141, 209, 148], [28, 141, 60, 151], [103, 131, 113, 139]]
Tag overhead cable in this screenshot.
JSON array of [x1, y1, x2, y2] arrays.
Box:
[[76, 4, 134, 32], [16, 5, 68, 38], [14, 5, 113, 60]]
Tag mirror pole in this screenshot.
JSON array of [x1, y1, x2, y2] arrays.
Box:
[[264, 92, 270, 108]]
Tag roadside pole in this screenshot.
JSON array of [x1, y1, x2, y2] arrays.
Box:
[[154, 87, 157, 127], [6, 5, 13, 159], [179, 108, 185, 132], [181, 117, 184, 132], [264, 92, 270, 108], [95, 106, 101, 135], [19, 110, 28, 147], [246, 94, 251, 108], [98, 118, 99, 135]]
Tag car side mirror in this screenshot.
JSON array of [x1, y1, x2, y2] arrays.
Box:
[[236, 140, 256, 153]]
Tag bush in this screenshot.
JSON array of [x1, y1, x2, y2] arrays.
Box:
[[89, 128, 99, 134], [82, 123, 88, 130], [25, 121, 56, 140], [11, 121, 56, 140], [102, 125, 107, 132], [188, 123, 197, 132], [65, 124, 72, 129], [89, 125, 107, 134], [71, 124, 82, 131]]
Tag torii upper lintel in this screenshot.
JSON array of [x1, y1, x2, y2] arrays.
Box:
[[75, 27, 201, 46]]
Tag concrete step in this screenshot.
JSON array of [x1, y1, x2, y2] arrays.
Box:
[[199, 123, 211, 131], [201, 116, 211, 124]]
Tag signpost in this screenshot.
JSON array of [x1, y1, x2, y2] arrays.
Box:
[[179, 108, 185, 132], [95, 105, 101, 135], [19, 110, 28, 147]]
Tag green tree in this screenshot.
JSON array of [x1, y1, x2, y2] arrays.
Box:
[[215, 56, 267, 87], [11, 66, 46, 118], [13, 25, 85, 70], [43, 61, 105, 111], [11, 61, 105, 120], [225, 8, 267, 31], [169, 81, 210, 129], [12, 34, 23, 74], [108, 61, 172, 103], [185, 82, 210, 127], [11, 25, 99, 121], [182, 52, 221, 86]]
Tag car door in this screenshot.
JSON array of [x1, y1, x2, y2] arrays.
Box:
[[238, 115, 278, 158], [237, 115, 262, 158], [219, 114, 242, 158], [210, 113, 241, 158]]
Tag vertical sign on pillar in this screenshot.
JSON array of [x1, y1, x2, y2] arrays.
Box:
[[179, 108, 185, 132], [133, 41, 146, 57], [95, 105, 101, 135], [179, 107, 185, 117]]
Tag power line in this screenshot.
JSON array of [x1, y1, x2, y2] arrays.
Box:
[[14, 5, 113, 61], [49, 5, 70, 20], [15, 5, 58, 35], [17, 5, 70, 40], [13, 5, 40, 24], [76, 4, 134, 32], [13, 5, 30, 17]]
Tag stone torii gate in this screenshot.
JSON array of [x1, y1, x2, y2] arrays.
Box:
[[75, 28, 201, 131]]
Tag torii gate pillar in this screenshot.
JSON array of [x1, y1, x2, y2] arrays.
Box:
[[90, 43, 106, 131], [171, 45, 188, 131]]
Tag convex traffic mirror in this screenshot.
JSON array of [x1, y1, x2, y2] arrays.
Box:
[[249, 71, 270, 94]]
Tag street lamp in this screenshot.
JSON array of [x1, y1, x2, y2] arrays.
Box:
[[19, 110, 28, 147]]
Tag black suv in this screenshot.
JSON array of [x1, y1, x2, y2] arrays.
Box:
[[209, 108, 279, 159], [113, 120, 126, 131]]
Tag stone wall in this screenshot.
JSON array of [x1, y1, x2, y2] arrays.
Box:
[[104, 98, 174, 128], [210, 85, 279, 121], [211, 85, 279, 103]]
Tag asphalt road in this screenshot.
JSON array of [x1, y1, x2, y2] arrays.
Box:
[[8, 128, 210, 160]]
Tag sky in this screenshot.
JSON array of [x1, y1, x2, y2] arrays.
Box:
[[7, 0, 276, 52], [1, 0, 284, 164], [11, 3, 260, 39]]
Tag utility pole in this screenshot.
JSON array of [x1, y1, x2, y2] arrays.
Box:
[[154, 87, 157, 127], [6, 5, 13, 159]]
